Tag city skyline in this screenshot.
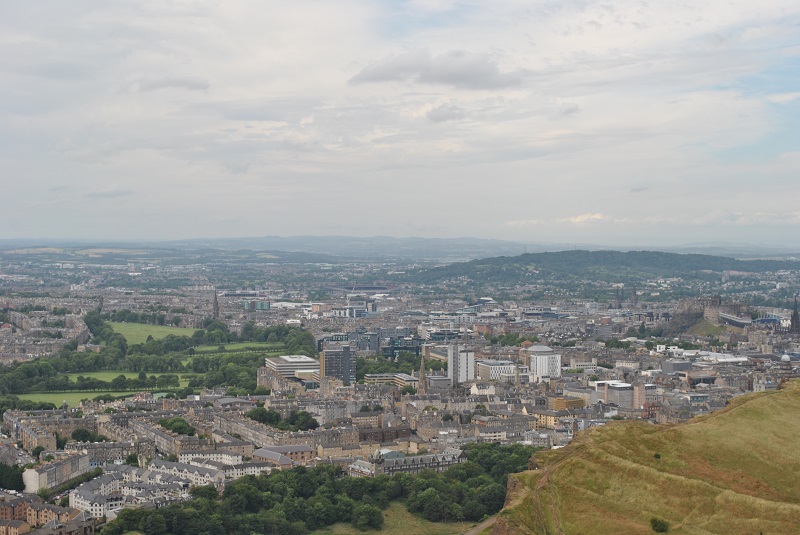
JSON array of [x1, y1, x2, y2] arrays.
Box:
[[2, 1, 799, 246]]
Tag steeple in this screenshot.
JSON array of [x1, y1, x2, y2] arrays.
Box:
[[418, 351, 428, 395], [791, 295, 800, 334]]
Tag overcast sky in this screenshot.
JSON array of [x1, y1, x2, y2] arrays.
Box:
[[2, 1, 800, 246]]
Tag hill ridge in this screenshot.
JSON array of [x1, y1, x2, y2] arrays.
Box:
[[400, 249, 798, 285], [493, 381, 800, 534]]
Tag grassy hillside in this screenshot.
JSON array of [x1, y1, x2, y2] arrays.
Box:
[[400, 250, 794, 285], [495, 380, 800, 535]]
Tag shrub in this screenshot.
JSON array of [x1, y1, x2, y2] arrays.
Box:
[[650, 517, 669, 532]]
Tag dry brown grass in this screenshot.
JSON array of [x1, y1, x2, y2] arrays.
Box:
[[499, 380, 800, 534], [311, 502, 475, 535]]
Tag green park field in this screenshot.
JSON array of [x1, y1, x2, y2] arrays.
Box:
[[65, 371, 192, 387], [109, 322, 197, 345], [16, 391, 136, 407], [193, 341, 286, 352]]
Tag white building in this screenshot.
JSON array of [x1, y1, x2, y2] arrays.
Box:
[[447, 345, 475, 386], [178, 450, 243, 465], [475, 360, 527, 383], [264, 355, 320, 379], [527, 345, 562, 382]]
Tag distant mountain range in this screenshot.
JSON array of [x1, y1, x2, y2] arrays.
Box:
[[2, 235, 800, 262]]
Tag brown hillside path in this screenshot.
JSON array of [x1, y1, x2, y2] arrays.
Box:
[[463, 516, 496, 535]]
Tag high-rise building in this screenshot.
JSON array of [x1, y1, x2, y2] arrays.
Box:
[[527, 345, 562, 382], [447, 345, 475, 387], [320, 344, 356, 385]]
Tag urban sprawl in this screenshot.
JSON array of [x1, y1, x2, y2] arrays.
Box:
[[0, 248, 798, 534]]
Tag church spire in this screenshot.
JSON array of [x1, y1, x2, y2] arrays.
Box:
[[418, 351, 428, 395], [212, 287, 219, 320], [791, 294, 800, 334]]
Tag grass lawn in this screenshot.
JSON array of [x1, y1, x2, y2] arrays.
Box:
[[109, 322, 197, 345], [65, 371, 191, 387], [193, 341, 286, 352], [17, 391, 136, 407], [310, 502, 475, 535], [689, 319, 728, 337]]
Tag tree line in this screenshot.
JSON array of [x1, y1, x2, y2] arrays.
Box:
[[245, 407, 319, 432], [101, 442, 536, 535], [0, 313, 316, 400], [355, 351, 445, 383]]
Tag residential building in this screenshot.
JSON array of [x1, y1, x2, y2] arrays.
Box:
[[447, 345, 475, 387], [23, 455, 91, 494]]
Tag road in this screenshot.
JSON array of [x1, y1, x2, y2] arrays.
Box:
[[463, 516, 496, 535], [0, 435, 34, 467]]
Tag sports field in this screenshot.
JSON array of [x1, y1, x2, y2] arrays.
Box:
[[193, 341, 285, 352], [109, 322, 197, 345], [65, 371, 192, 387]]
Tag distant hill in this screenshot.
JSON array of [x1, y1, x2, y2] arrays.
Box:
[[0, 236, 538, 262], [0, 246, 339, 265], [493, 380, 800, 535], [3, 236, 800, 262], [397, 250, 798, 285], [155, 235, 536, 261]]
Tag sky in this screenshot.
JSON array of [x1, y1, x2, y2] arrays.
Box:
[[2, 0, 800, 247]]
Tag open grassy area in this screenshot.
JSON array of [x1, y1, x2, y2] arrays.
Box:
[[65, 371, 191, 387], [689, 319, 729, 337], [498, 380, 800, 534], [109, 322, 197, 345], [16, 391, 136, 407], [193, 341, 286, 352], [310, 502, 475, 535]]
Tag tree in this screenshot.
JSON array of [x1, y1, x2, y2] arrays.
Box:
[[31, 446, 45, 459], [158, 417, 195, 436], [352, 504, 383, 531], [189, 485, 218, 500], [139, 512, 167, 535], [0, 463, 24, 490], [71, 428, 92, 442]]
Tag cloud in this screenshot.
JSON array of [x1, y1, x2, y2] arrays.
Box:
[[2, 1, 800, 244], [506, 219, 542, 227], [766, 92, 800, 104], [560, 213, 608, 224], [85, 188, 136, 199], [350, 49, 527, 89], [688, 210, 800, 226], [426, 103, 465, 122], [134, 77, 210, 92]]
